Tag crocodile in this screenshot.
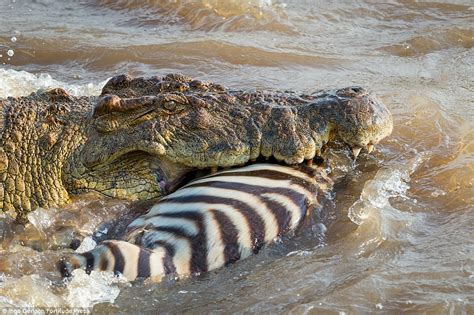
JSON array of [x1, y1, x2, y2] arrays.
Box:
[[0, 73, 393, 223]]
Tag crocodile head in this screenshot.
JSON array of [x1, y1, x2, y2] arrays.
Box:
[[63, 74, 393, 202]]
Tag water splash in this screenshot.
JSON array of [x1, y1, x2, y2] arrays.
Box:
[[65, 270, 129, 307], [0, 274, 64, 307], [347, 154, 428, 257], [0, 197, 134, 308], [0, 69, 108, 98], [0, 271, 129, 308], [75, 237, 97, 253], [27, 207, 54, 233], [348, 153, 426, 225], [348, 168, 411, 226]]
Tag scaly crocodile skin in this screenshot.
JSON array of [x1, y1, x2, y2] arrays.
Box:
[[0, 74, 392, 222]]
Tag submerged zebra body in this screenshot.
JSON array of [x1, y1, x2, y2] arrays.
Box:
[[58, 163, 332, 281]]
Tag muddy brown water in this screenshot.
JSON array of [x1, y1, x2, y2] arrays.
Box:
[[0, 0, 473, 313]]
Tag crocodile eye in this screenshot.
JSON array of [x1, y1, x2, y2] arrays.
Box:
[[163, 100, 176, 111], [162, 98, 188, 114], [160, 94, 188, 114]]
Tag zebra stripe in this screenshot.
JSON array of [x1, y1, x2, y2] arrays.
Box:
[[192, 163, 317, 186], [149, 247, 166, 280], [145, 200, 265, 251], [137, 248, 151, 278], [209, 164, 332, 193], [180, 175, 314, 200], [182, 181, 309, 233], [157, 187, 280, 242], [127, 216, 200, 236], [210, 209, 241, 265], [203, 211, 226, 271], [145, 230, 192, 276], [58, 164, 331, 281]]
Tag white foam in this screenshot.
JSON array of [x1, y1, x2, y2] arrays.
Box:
[[0, 274, 65, 307], [27, 207, 55, 233], [65, 270, 129, 308], [0, 271, 129, 308], [75, 236, 97, 253], [0, 68, 108, 98]]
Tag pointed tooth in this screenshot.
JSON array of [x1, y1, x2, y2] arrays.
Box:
[[264, 156, 270, 161], [250, 158, 256, 163], [306, 159, 313, 166], [210, 166, 218, 174], [367, 144, 374, 154], [315, 149, 321, 156], [352, 147, 361, 159]]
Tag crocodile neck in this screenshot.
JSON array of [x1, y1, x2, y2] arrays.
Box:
[[0, 92, 93, 222]]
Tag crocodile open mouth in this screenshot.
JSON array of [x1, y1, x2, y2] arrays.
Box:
[[95, 148, 304, 202], [76, 139, 367, 203]]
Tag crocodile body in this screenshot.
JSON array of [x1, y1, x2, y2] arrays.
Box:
[[0, 73, 393, 222]]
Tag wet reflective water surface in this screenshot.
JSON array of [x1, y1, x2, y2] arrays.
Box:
[[0, 0, 473, 313]]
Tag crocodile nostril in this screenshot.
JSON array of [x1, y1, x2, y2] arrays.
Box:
[[349, 87, 362, 94], [336, 86, 364, 97], [109, 74, 132, 87], [93, 94, 122, 117], [101, 74, 133, 96]]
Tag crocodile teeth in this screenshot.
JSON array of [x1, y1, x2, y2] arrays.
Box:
[[306, 159, 313, 166], [210, 166, 218, 174], [367, 144, 374, 154], [352, 147, 362, 159]]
